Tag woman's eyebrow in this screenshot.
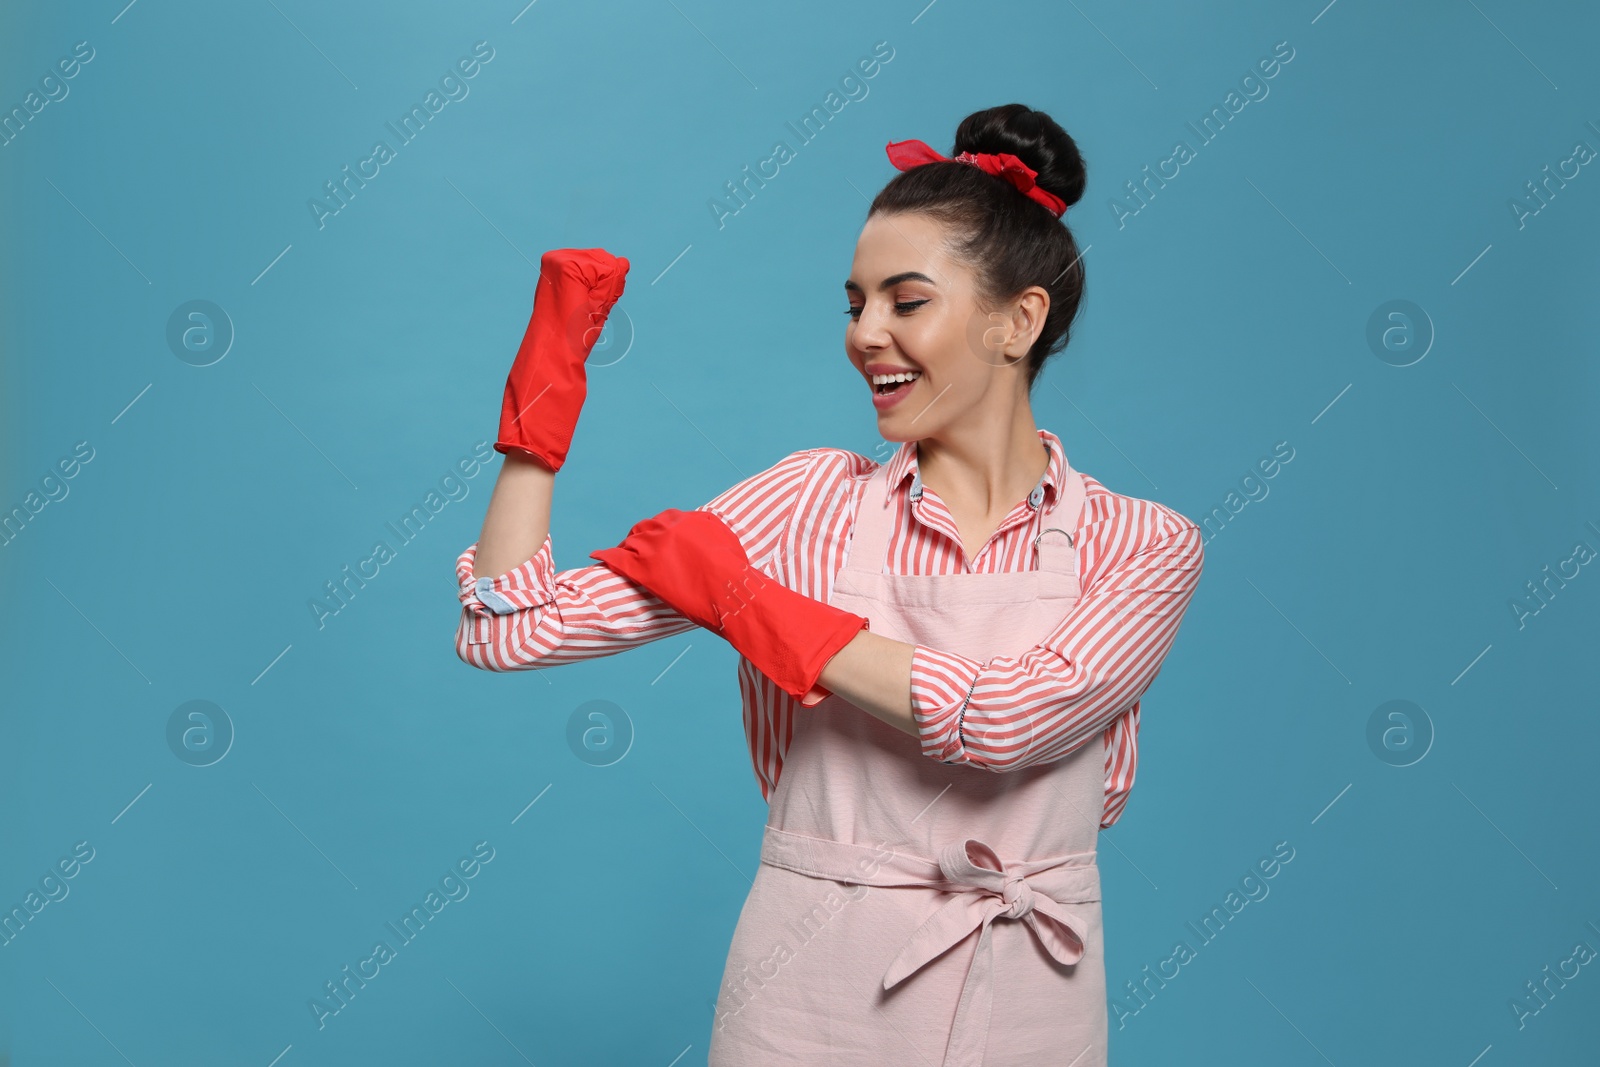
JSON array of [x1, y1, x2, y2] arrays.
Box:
[[843, 271, 937, 294]]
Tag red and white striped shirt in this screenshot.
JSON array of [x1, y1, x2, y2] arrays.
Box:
[[455, 428, 1204, 828]]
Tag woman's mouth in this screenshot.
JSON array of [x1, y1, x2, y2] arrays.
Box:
[[870, 370, 922, 411]]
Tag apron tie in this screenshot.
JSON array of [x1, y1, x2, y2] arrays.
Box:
[[1001, 871, 1035, 919], [758, 825, 1100, 1067]]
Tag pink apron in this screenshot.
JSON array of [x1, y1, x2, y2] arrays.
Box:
[[709, 456, 1107, 1066]]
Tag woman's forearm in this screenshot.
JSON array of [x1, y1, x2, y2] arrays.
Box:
[[817, 630, 918, 737], [472, 451, 556, 579]]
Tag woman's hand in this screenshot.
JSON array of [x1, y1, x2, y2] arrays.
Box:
[[587, 508, 745, 631], [494, 247, 630, 471], [589, 508, 868, 705]]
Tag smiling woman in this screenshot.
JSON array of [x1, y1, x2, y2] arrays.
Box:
[[457, 103, 1204, 1067]]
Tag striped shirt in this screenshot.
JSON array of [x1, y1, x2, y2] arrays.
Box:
[[455, 428, 1204, 828]]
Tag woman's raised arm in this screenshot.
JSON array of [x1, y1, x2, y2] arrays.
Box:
[[471, 450, 554, 580], [457, 247, 677, 671]]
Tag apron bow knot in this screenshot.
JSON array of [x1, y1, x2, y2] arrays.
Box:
[[1000, 873, 1035, 919], [875, 836, 1098, 1066], [756, 824, 1101, 1067]]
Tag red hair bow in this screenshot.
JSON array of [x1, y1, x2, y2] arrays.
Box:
[[885, 138, 1067, 218]]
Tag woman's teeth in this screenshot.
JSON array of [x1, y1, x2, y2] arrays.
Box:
[[871, 371, 922, 393]]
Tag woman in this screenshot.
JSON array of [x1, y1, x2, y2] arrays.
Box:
[[457, 103, 1204, 1066]]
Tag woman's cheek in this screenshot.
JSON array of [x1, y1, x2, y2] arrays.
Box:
[[957, 313, 1002, 368]]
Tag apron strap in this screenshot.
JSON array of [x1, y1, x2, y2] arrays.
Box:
[[1035, 466, 1086, 578], [840, 460, 897, 580]]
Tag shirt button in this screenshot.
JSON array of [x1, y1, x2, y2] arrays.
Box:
[[1028, 486, 1044, 508], [910, 473, 923, 500]]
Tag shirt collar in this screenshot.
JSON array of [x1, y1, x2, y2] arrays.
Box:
[[882, 428, 1067, 511]]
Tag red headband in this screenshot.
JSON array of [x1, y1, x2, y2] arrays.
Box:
[[885, 138, 1068, 218]]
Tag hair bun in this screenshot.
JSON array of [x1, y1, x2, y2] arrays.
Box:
[[953, 103, 1086, 212]]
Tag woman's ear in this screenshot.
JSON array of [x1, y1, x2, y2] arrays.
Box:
[[1007, 287, 1050, 358], [985, 287, 1049, 364]]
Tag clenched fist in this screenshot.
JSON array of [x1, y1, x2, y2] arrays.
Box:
[[494, 247, 630, 471]]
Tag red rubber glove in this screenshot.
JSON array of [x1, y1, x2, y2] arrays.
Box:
[[589, 508, 869, 706], [495, 248, 630, 471]]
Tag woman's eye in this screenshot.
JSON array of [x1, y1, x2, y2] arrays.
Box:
[[843, 300, 928, 320]]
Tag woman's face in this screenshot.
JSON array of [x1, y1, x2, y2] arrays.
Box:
[[844, 211, 1035, 441]]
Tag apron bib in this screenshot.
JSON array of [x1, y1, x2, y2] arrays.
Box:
[[709, 457, 1108, 1067]]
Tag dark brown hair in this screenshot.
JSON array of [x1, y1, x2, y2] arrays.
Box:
[[867, 104, 1087, 391]]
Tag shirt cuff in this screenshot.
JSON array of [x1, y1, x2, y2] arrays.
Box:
[[909, 645, 984, 765], [456, 535, 558, 616]]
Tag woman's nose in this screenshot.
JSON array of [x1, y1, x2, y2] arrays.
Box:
[[850, 303, 892, 348]]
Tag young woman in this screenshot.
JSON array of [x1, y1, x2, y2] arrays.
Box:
[[457, 103, 1204, 1067]]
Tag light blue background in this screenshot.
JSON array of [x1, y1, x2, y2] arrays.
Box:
[[3, 0, 1598, 1063]]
